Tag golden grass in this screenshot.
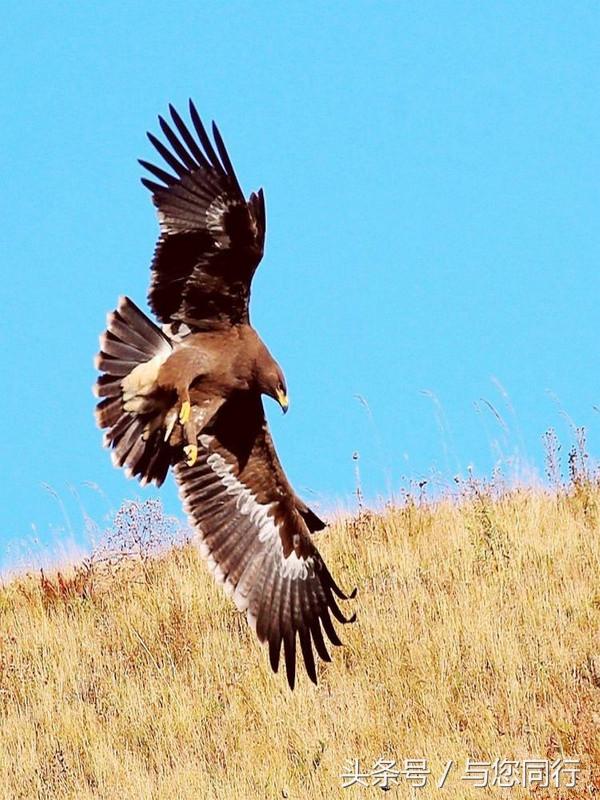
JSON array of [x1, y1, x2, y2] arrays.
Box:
[[1, 485, 599, 799]]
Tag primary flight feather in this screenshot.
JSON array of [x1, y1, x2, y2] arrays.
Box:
[[94, 100, 355, 689]]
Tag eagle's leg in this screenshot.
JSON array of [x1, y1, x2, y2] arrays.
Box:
[[183, 439, 198, 466], [178, 387, 198, 467], [179, 394, 191, 425], [183, 417, 198, 466]]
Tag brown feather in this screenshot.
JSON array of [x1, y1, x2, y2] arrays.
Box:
[[140, 102, 266, 331], [95, 102, 353, 690], [93, 297, 176, 487], [175, 392, 355, 689]]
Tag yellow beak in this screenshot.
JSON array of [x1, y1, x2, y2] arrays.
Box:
[[276, 388, 289, 414]]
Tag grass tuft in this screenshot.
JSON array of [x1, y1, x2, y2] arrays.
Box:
[[1, 480, 599, 798]]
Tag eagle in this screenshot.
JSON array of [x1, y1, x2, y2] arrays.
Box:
[[94, 100, 355, 688]]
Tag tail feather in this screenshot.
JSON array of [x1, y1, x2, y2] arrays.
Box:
[[94, 355, 140, 377], [116, 297, 171, 352], [95, 373, 122, 399], [96, 396, 122, 430], [100, 335, 150, 362], [94, 296, 176, 486]]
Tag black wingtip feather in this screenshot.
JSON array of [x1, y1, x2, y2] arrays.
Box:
[[147, 131, 188, 178], [188, 99, 225, 175], [283, 631, 297, 690], [269, 634, 282, 674], [158, 115, 198, 172], [299, 629, 318, 685], [320, 609, 343, 647], [323, 588, 356, 625], [169, 103, 211, 169], [211, 121, 243, 197], [140, 177, 166, 194], [139, 158, 178, 187], [323, 562, 357, 601], [309, 620, 332, 663]]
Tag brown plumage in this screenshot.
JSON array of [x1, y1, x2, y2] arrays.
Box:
[[94, 100, 355, 688]]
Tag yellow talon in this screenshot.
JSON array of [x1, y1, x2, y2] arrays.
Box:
[[184, 444, 198, 467], [179, 400, 191, 425]]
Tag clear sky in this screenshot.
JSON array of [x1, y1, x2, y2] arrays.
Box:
[[2, 1, 599, 568]]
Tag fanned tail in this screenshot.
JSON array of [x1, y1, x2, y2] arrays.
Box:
[[93, 296, 175, 486]]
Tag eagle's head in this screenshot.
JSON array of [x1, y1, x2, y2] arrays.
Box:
[[257, 358, 289, 414]]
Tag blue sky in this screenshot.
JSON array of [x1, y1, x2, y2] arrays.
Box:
[[1, 1, 599, 568]]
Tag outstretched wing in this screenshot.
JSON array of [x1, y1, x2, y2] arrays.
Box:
[[140, 101, 266, 331], [174, 392, 356, 689]]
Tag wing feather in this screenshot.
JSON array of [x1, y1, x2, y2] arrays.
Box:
[[169, 103, 211, 168], [146, 132, 189, 177], [174, 392, 355, 688], [140, 101, 266, 330], [138, 159, 178, 187], [158, 115, 200, 171], [189, 100, 226, 175], [212, 121, 244, 197], [141, 177, 168, 194]]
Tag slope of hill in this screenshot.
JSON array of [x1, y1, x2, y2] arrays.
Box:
[[1, 479, 599, 799]]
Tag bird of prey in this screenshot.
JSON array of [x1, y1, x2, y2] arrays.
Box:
[[94, 100, 355, 688]]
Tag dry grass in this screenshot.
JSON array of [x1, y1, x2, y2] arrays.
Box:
[[1, 482, 599, 799]]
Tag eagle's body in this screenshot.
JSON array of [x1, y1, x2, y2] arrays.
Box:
[[120, 322, 282, 461], [158, 325, 279, 405], [94, 101, 354, 688]]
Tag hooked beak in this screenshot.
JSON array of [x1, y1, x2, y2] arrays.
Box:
[[276, 388, 289, 414]]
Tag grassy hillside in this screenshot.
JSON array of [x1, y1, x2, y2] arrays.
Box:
[[1, 479, 599, 799]]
